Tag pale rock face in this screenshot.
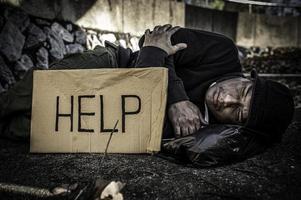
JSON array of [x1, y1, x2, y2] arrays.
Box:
[[44, 27, 66, 60], [99, 33, 117, 44], [87, 34, 102, 50], [36, 47, 49, 69], [118, 39, 127, 48], [51, 22, 74, 43], [130, 37, 140, 51], [14, 54, 34, 79]]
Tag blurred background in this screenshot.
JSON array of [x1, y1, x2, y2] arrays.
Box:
[[0, 0, 300, 106]]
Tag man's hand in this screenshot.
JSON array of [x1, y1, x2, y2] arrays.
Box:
[[143, 24, 187, 56], [168, 100, 208, 137]]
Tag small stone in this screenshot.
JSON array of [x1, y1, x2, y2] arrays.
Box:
[[44, 27, 66, 60], [14, 55, 34, 79], [66, 44, 84, 55], [0, 21, 25, 62], [0, 55, 16, 89], [36, 47, 49, 69], [24, 23, 46, 49], [51, 22, 74, 43], [75, 29, 87, 45], [4, 7, 30, 32]]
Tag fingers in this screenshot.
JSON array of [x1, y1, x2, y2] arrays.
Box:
[[181, 126, 189, 137], [172, 43, 187, 53], [161, 24, 172, 32], [154, 25, 161, 32], [145, 29, 150, 35], [188, 126, 195, 136], [195, 117, 201, 131], [152, 24, 178, 34], [174, 125, 181, 138], [168, 26, 181, 36]]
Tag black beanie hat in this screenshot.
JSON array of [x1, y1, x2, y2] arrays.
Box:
[[245, 70, 295, 142]]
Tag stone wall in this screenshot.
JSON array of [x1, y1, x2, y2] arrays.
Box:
[[1, 0, 185, 36], [237, 12, 301, 48], [185, 5, 238, 41], [0, 5, 140, 92]]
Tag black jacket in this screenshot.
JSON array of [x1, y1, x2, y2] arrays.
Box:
[[119, 28, 242, 114]]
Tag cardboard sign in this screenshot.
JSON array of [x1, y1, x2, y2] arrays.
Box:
[[30, 68, 168, 153]]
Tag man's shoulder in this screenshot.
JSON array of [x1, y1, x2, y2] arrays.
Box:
[[174, 28, 236, 48]]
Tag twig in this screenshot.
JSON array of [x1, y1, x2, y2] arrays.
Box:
[[0, 182, 53, 197], [101, 120, 119, 163], [233, 168, 261, 177], [73, 185, 87, 200]]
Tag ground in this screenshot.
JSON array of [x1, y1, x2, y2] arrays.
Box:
[[0, 109, 301, 200]]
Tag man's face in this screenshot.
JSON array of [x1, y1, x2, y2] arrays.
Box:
[[205, 77, 253, 124]]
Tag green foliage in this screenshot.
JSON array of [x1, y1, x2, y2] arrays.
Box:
[[210, 0, 225, 10]]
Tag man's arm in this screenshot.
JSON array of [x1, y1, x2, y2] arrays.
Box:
[[135, 25, 207, 137], [135, 46, 189, 105]]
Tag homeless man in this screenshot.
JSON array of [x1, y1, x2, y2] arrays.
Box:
[[0, 25, 295, 157]]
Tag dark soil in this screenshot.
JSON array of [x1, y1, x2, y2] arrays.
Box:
[[1, 109, 301, 200]]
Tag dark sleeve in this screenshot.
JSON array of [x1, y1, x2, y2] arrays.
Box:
[[135, 46, 189, 106], [139, 28, 242, 74]]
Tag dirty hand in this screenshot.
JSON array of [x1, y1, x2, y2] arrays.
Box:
[[168, 100, 208, 137], [143, 24, 187, 55]]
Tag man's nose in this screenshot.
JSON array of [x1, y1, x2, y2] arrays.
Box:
[[222, 94, 240, 107]]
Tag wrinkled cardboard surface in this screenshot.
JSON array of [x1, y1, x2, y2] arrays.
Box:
[[30, 68, 168, 153]]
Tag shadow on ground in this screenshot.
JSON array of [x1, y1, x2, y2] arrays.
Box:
[[0, 109, 301, 200]]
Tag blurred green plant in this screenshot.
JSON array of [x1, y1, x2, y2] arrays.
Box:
[[210, 0, 225, 10]]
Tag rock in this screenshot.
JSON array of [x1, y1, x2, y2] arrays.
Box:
[[44, 27, 66, 60], [130, 37, 140, 51], [0, 55, 16, 89], [118, 39, 127, 48], [66, 24, 73, 32], [0, 21, 25, 62], [51, 22, 74, 43], [99, 33, 117, 43], [0, 83, 4, 93], [24, 23, 47, 49], [0, 16, 4, 28], [35, 18, 51, 26], [4, 7, 30, 32], [43, 41, 50, 49], [14, 55, 34, 79], [75, 29, 87, 45], [87, 34, 102, 50], [36, 47, 49, 69], [66, 44, 84, 55]]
